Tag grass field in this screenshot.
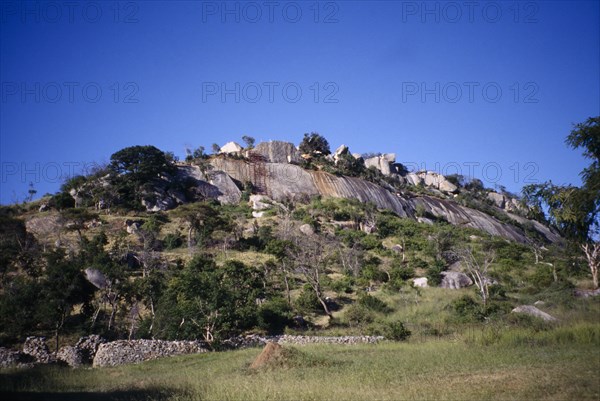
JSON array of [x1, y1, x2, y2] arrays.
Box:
[[1, 332, 599, 401]]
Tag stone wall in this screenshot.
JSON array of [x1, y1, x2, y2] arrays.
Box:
[[92, 339, 208, 367]]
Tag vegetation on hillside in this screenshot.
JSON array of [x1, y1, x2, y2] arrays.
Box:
[[0, 121, 598, 353]]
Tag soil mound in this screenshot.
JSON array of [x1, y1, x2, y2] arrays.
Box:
[[250, 342, 286, 369]]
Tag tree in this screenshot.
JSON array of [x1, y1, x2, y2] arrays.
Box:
[[60, 208, 99, 242], [299, 132, 331, 156], [171, 203, 228, 252], [457, 247, 495, 305], [241, 135, 255, 149], [37, 249, 94, 354], [522, 116, 600, 288], [109, 145, 176, 183], [154, 256, 263, 343], [211, 143, 221, 154], [109, 145, 177, 209], [287, 232, 335, 318]]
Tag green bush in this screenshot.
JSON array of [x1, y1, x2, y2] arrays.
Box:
[[163, 233, 183, 250], [344, 304, 375, 327], [295, 285, 322, 315], [357, 294, 390, 313], [258, 298, 293, 334], [382, 321, 412, 341]]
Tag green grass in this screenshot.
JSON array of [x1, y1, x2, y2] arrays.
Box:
[[2, 335, 599, 401]]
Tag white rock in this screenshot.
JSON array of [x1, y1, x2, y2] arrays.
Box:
[[299, 223, 314, 236], [487, 192, 506, 208], [413, 277, 428, 287], [252, 211, 264, 218], [220, 141, 243, 154], [511, 305, 557, 322], [249, 194, 272, 210]]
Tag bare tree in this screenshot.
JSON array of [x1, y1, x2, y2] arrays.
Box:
[[582, 242, 599, 289], [458, 247, 495, 305], [287, 232, 335, 318]]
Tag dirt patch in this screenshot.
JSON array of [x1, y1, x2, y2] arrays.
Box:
[[249, 342, 285, 370]]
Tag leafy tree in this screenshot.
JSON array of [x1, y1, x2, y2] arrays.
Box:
[[211, 143, 221, 154], [242, 135, 255, 149], [37, 249, 95, 353], [0, 214, 37, 279], [0, 276, 41, 343], [299, 132, 331, 156], [108, 145, 177, 209], [60, 208, 99, 242], [110, 145, 176, 182], [171, 202, 229, 251], [522, 117, 600, 288], [154, 256, 263, 343]]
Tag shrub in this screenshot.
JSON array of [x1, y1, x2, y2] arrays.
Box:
[[295, 285, 322, 315], [344, 304, 375, 327], [163, 233, 183, 250], [357, 294, 390, 313], [382, 321, 411, 341], [258, 298, 293, 334]]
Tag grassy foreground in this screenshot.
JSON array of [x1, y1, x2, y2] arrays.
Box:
[[1, 335, 599, 401]]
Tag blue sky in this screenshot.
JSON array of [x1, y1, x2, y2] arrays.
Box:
[[1, 0, 599, 203]]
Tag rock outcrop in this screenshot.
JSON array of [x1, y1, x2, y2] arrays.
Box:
[[22, 337, 53, 364], [92, 339, 207, 367], [57, 346, 84, 367], [511, 305, 557, 322], [440, 271, 473, 289], [220, 141, 243, 154], [253, 141, 301, 164], [207, 158, 557, 244]]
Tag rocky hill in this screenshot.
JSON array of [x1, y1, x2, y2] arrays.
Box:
[[134, 139, 559, 245]]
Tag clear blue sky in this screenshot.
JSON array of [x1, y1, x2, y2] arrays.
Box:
[[1, 0, 599, 204]]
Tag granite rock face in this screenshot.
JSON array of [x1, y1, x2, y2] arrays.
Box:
[[253, 141, 301, 164], [208, 158, 558, 244], [57, 346, 84, 367]]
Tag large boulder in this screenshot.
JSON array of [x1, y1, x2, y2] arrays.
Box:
[[440, 271, 473, 289], [511, 305, 557, 322], [220, 141, 243, 154], [75, 335, 107, 363], [57, 346, 84, 368], [22, 337, 53, 364], [364, 154, 396, 176], [417, 172, 458, 194], [0, 348, 33, 369], [253, 141, 301, 164]]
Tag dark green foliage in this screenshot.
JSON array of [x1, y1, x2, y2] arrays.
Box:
[[0, 276, 42, 343], [163, 233, 183, 250], [336, 153, 366, 177], [299, 132, 331, 156], [50, 192, 75, 210], [426, 259, 446, 287], [0, 215, 36, 278], [295, 285, 323, 315], [381, 321, 411, 341], [108, 145, 177, 210], [154, 257, 264, 343], [344, 304, 375, 327], [357, 294, 390, 313], [257, 297, 293, 334]]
